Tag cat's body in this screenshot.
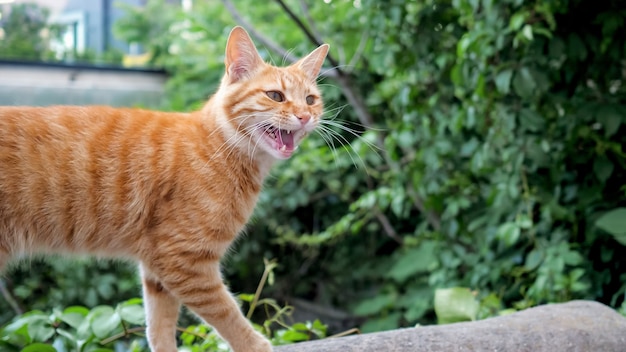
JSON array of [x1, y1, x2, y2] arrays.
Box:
[[0, 27, 329, 352]]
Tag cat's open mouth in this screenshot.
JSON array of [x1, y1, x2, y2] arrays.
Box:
[[258, 124, 303, 158]]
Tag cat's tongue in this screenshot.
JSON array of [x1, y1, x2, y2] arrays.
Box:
[[278, 129, 295, 151]]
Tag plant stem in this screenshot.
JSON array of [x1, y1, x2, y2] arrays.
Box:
[[0, 279, 23, 315], [247, 259, 277, 319]]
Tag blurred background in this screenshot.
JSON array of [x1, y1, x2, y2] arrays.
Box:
[[1, 0, 626, 348]]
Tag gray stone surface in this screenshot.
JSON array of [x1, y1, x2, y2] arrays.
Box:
[[275, 300, 626, 352]]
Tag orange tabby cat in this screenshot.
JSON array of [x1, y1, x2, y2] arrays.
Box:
[[0, 26, 328, 352]]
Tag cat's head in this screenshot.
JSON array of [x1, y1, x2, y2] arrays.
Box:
[[214, 26, 329, 160]]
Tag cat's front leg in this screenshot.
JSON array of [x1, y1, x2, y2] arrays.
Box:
[[145, 258, 272, 352], [140, 264, 181, 352]]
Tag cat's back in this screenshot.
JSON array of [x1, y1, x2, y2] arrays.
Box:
[[0, 105, 184, 183], [0, 105, 202, 256]]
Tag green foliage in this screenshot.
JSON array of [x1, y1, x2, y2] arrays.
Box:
[[0, 297, 326, 351], [3, 0, 626, 342], [595, 208, 626, 245], [0, 260, 139, 326], [0, 3, 53, 60], [434, 287, 479, 324], [109, 0, 626, 334], [0, 299, 146, 352]]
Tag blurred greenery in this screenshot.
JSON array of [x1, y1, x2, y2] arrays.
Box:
[[2, 0, 626, 349], [0, 3, 53, 60]]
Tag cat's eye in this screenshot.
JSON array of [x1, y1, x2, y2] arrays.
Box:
[[266, 91, 285, 102], [305, 95, 315, 105]]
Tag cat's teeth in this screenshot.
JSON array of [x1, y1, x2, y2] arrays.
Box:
[[280, 145, 286, 152], [286, 130, 291, 134]]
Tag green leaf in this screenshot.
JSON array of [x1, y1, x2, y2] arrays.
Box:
[[280, 330, 309, 342], [593, 156, 614, 183], [509, 11, 526, 30], [451, 63, 463, 86], [387, 241, 437, 283], [522, 24, 534, 40], [2, 322, 32, 346], [238, 293, 255, 302], [359, 312, 402, 333], [596, 105, 623, 137], [494, 69, 513, 94], [516, 214, 533, 229], [512, 67, 536, 98], [20, 343, 57, 352], [496, 222, 521, 246], [434, 287, 479, 324], [596, 208, 626, 245], [353, 293, 396, 316], [525, 249, 544, 271], [457, 35, 472, 58], [54, 328, 76, 346], [89, 307, 121, 339], [60, 307, 89, 330], [27, 319, 55, 343], [117, 303, 145, 325]]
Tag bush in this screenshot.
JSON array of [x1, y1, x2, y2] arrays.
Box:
[[2, 0, 626, 343]]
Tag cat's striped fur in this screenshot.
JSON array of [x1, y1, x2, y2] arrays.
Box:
[[0, 27, 329, 352]]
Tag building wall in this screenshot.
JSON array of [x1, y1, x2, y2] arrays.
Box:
[[48, 0, 146, 55]]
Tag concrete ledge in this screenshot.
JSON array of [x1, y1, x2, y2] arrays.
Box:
[[0, 60, 166, 107], [275, 300, 626, 352]]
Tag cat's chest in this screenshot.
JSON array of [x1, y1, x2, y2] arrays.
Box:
[[162, 163, 264, 233]]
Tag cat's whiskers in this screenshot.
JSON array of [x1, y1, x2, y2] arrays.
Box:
[[314, 122, 341, 169], [221, 116, 275, 165], [241, 116, 276, 162], [201, 115, 259, 174], [309, 104, 382, 172], [246, 123, 269, 164], [316, 124, 363, 169]]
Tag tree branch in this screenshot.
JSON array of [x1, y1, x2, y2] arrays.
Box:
[[221, 0, 338, 78], [0, 279, 23, 316], [298, 0, 324, 46], [221, 0, 298, 63], [273, 0, 341, 69], [374, 208, 404, 244]]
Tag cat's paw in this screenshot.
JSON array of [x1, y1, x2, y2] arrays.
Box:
[[229, 330, 272, 352], [249, 333, 273, 352]]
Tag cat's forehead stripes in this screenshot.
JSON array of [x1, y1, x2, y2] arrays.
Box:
[[275, 70, 320, 98]]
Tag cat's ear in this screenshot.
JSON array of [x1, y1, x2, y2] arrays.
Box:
[[296, 44, 330, 81], [225, 26, 264, 83]]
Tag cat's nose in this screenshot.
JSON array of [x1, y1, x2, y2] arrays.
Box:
[[297, 114, 311, 125]]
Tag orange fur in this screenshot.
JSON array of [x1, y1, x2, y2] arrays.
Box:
[[0, 27, 329, 352]]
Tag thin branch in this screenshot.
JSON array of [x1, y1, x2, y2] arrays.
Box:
[[221, 0, 338, 78], [406, 185, 441, 232], [328, 327, 361, 338], [347, 30, 369, 72], [273, 0, 340, 69], [221, 0, 297, 63], [374, 208, 404, 244], [267, 0, 375, 127], [298, 0, 324, 48], [247, 259, 278, 319], [0, 279, 23, 315]]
